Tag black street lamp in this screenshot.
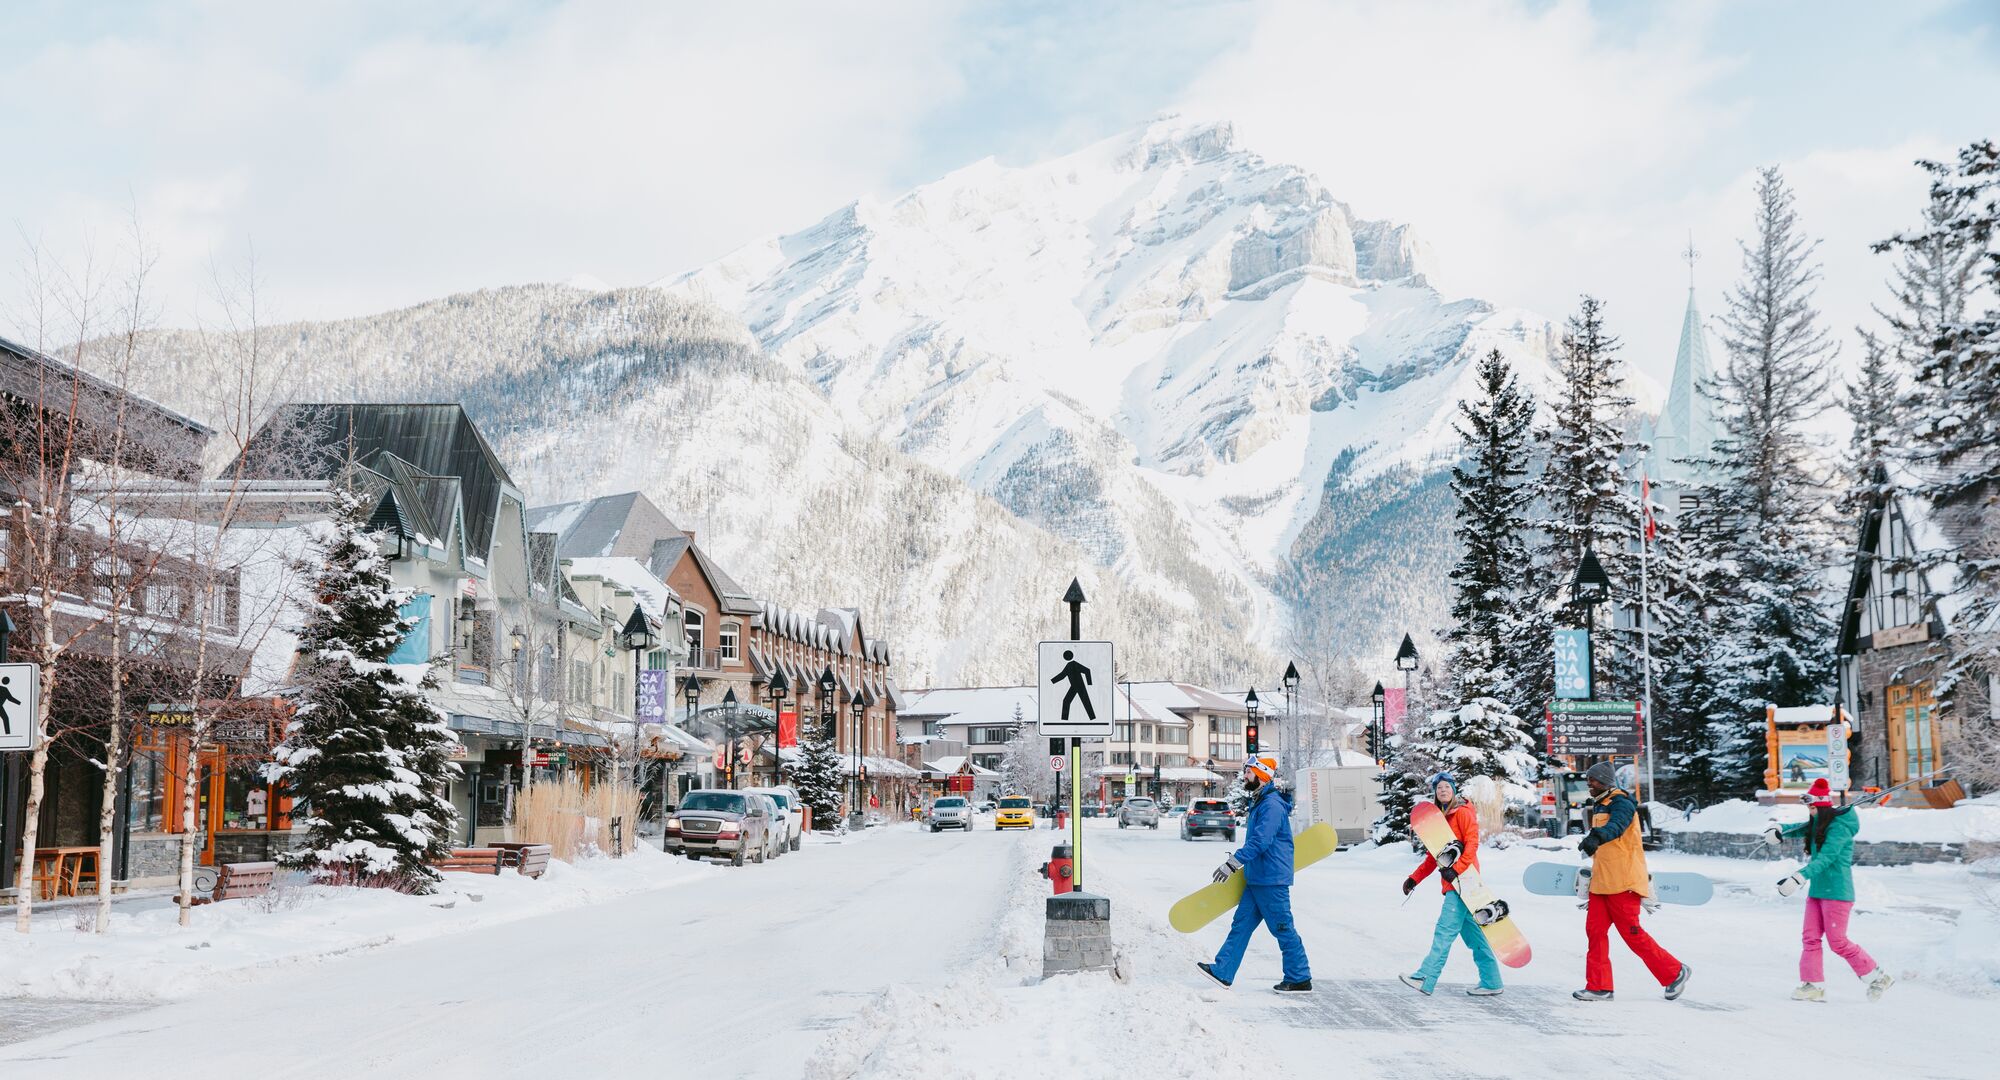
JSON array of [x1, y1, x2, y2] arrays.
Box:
[[620, 608, 657, 789], [1370, 682, 1387, 764], [850, 694, 867, 828], [682, 675, 700, 793], [1283, 660, 1300, 761], [817, 666, 837, 814], [1395, 633, 1420, 755], [1244, 686, 1261, 761], [1572, 547, 1612, 700], [768, 667, 789, 788], [721, 687, 739, 788]]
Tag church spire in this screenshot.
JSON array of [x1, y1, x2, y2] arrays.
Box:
[[1655, 236, 1721, 484]]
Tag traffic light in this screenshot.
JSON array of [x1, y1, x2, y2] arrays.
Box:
[[1245, 722, 1259, 755]]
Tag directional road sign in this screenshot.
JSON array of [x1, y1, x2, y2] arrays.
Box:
[[0, 662, 40, 751], [1544, 699, 1643, 756], [1038, 640, 1114, 738]]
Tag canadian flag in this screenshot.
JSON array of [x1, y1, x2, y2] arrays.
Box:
[[1640, 470, 1659, 542]]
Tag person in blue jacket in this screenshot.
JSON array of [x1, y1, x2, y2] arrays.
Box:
[[1197, 755, 1312, 993]]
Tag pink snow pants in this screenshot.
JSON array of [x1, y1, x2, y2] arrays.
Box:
[[1800, 898, 1876, 982]]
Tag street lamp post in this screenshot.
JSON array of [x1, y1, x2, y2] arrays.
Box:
[[721, 687, 739, 788], [1370, 682, 1387, 764], [1571, 547, 1612, 701], [682, 676, 700, 794], [768, 668, 789, 789], [619, 608, 658, 791], [851, 695, 867, 829], [1395, 634, 1420, 757], [1283, 661, 1300, 764], [817, 666, 837, 818]]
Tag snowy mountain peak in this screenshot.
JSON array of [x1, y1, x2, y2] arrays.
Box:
[[660, 118, 1595, 656]]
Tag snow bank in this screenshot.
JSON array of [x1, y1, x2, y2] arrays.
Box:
[[805, 831, 1236, 1079], [1661, 794, 2000, 845], [0, 846, 715, 1002]]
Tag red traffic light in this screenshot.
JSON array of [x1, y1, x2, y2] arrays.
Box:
[[1245, 723, 1259, 754]]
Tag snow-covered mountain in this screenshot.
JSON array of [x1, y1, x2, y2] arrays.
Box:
[[101, 117, 1665, 682], [663, 117, 1572, 660]]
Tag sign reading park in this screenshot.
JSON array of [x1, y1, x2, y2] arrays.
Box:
[[1037, 640, 1114, 739], [1544, 699, 1643, 756], [0, 662, 41, 752]]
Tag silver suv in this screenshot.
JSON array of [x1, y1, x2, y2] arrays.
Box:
[[929, 796, 973, 832], [1118, 797, 1161, 830]]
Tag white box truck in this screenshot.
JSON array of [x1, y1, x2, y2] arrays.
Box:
[[1291, 761, 1382, 847]]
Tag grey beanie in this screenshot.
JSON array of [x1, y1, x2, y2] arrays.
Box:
[[1585, 761, 1617, 787]]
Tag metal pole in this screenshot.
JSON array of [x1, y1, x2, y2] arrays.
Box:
[[1640, 510, 1657, 806], [1064, 579, 1084, 894], [0, 613, 15, 895]]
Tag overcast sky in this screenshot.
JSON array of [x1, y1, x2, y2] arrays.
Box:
[[5, 0, 1996, 386]]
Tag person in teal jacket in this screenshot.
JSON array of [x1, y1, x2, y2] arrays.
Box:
[[1766, 778, 1892, 1002]]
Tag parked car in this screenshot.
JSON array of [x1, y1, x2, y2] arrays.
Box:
[[749, 785, 805, 852], [930, 796, 974, 832], [994, 795, 1036, 830], [750, 793, 789, 859], [1181, 798, 1236, 841], [976, 799, 997, 813], [1118, 796, 1162, 829], [663, 789, 775, 866]]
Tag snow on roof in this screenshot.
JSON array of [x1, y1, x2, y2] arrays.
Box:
[[1770, 704, 1836, 726], [564, 556, 678, 617], [924, 756, 999, 777], [900, 685, 1037, 724]]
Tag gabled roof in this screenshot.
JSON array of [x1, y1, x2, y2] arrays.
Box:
[[238, 403, 516, 561], [1836, 462, 1995, 653], [526, 491, 685, 561], [0, 333, 212, 480]]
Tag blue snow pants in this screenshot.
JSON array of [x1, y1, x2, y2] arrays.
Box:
[[1212, 884, 1310, 984], [1414, 891, 1503, 992]]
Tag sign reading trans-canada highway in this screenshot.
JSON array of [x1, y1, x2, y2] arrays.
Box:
[[1037, 640, 1114, 738], [0, 662, 42, 751], [1544, 699, 1643, 756]]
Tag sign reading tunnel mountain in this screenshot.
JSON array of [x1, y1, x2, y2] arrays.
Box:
[[1037, 640, 1114, 738]]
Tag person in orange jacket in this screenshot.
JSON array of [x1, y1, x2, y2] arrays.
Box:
[[1573, 761, 1691, 1002], [1398, 772, 1504, 996]]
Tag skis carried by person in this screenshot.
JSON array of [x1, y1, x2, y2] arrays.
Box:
[[1398, 772, 1517, 997], [1770, 778, 1893, 1003], [1570, 761, 1691, 1003], [1188, 756, 1315, 993]]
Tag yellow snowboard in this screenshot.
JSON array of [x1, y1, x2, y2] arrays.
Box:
[[1168, 823, 1340, 933]]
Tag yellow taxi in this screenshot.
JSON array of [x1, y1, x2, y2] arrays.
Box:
[[994, 795, 1036, 830]]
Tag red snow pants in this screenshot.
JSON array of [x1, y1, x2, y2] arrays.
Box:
[[1585, 890, 1681, 992]]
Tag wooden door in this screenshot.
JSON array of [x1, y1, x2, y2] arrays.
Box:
[[1883, 683, 1937, 785]]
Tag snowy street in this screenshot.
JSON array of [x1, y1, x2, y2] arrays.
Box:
[[5, 817, 1992, 1079]]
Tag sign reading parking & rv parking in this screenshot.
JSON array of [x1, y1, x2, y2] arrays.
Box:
[[0, 663, 40, 751], [1037, 640, 1114, 738]]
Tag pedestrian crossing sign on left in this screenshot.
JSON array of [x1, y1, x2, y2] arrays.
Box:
[[1038, 640, 1114, 738], [0, 662, 41, 751]]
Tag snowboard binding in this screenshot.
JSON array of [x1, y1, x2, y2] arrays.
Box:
[[1470, 899, 1509, 926], [1438, 841, 1463, 867]]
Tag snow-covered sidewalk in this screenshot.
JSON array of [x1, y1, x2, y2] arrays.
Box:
[[0, 844, 716, 1002]]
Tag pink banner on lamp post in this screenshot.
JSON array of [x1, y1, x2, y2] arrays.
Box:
[[1383, 688, 1408, 733]]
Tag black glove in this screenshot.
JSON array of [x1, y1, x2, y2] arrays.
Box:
[[1402, 876, 1417, 896], [1439, 866, 1459, 885], [1579, 835, 1602, 857]]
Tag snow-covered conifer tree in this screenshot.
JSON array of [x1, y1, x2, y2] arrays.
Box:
[[793, 714, 844, 827], [1420, 698, 1538, 796], [1000, 718, 1055, 802], [1446, 348, 1539, 718], [272, 497, 459, 891], [1837, 332, 1900, 522]]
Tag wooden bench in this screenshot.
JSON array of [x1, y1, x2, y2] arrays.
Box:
[[435, 848, 505, 875], [492, 843, 553, 879], [196, 861, 277, 905]]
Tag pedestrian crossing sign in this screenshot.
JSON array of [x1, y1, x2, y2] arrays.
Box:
[[1037, 641, 1114, 738], [0, 662, 41, 751]]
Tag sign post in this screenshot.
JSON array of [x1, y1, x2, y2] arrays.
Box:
[[1827, 712, 1852, 793], [1044, 580, 1113, 892]]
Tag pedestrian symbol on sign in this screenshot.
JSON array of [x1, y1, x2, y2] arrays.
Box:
[[1050, 650, 1096, 721]]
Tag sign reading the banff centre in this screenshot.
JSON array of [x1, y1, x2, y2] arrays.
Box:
[[1544, 699, 1644, 756], [1037, 640, 1114, 739]]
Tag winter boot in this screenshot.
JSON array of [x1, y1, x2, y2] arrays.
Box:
[[1664, 964, 1692, 1001], [1466, 985, 1504, 997], [1273, 980, 1312, 993], [1571, 989, 1614, 1002], [1866, 969, 1894, 1002], [1399, 974, 1433, 996], [1791, 982, 1826, 1002], [1196, 962, 1231, 988]]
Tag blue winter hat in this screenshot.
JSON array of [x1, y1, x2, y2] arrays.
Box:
[[1426, 771, 1458, 792]]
